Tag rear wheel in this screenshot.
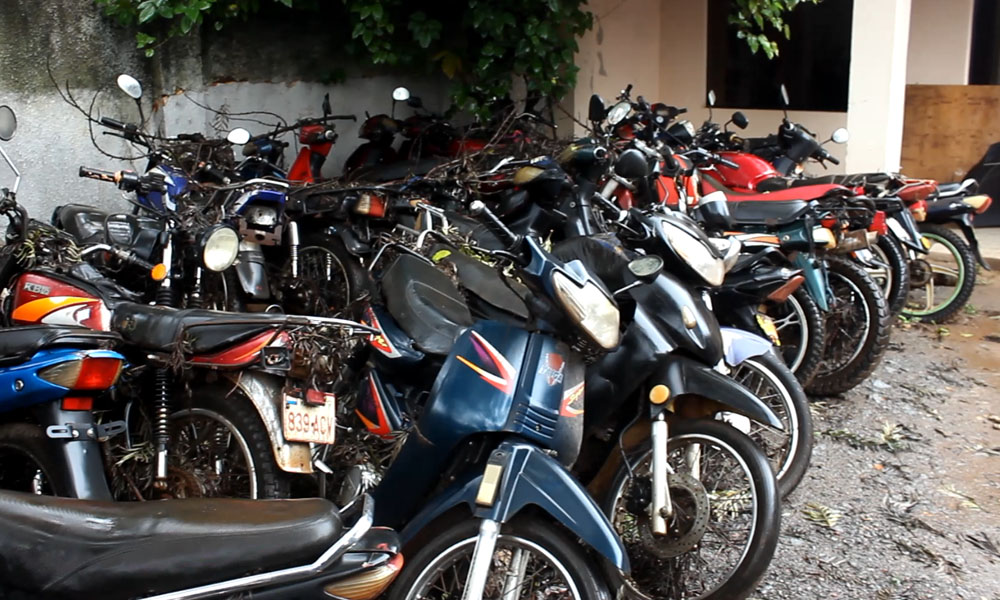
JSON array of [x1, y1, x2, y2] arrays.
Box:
[[391, 516, 609, 600], [727, 352, 813, 498], [0, 423, 66, 496], [806, 257, 890, 396], [605, 419, 780, 600], [868, 234, 910, 317], [764, 287, 825, 386], [280, 234, 370, 317], [902, 224, 977, 323], [166, 392, 289, 499]]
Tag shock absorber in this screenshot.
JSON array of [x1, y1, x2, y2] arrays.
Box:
[[288, 220, 300, 279], [153, 366, 171, 487]]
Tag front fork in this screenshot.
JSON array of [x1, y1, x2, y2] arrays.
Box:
[[463, 519, 501, 600], [650, 413, 673, 535]]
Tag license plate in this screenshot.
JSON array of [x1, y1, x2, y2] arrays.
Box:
[[756, 314, 781, 346], [282, 390, 337, 445]]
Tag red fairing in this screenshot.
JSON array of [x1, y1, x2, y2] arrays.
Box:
[[287, 148, 315, 183], [449, 139, 487, 155], [711, 151, 782, 191], [613, 186, 635, 209], [189, 330, 283, 366]]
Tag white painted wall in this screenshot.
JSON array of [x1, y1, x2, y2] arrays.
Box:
[[846, 0, 912, 173], [906, 0, 974, 84]]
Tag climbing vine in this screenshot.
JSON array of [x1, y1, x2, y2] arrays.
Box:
[[94, 0, 817, 113]]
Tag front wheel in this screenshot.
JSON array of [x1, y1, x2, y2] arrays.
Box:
[[806, 257, 890, 396], [605, 419, 780, 600], [868, 234, 910, 317], [902, 224, 977, 323], [390, 516, 610, 600], [764, 287, 825, 386], [727, 351, 813, 498]]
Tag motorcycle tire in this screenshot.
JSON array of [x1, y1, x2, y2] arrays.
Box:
[[282, 233, 371, 318], [765, 287, 825, 386], [390, 516, 611, 600], [806, 257, 890, 396], [901, 224, 977, 323], [168, 390, 290, 499], [870, 234, 910, 317], [0, 423, 69, 496], [604, 419, 780, 600], [728, 351, 813, 499]]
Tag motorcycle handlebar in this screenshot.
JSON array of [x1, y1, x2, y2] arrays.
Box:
[[469, 200, 520, 251], [78, 166, 118, 183], [99, 117, 128, 131], [718, 156, 740, 170]]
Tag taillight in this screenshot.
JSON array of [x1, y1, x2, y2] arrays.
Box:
[[38, 357, 123, 390], [820, 217, 838, 229], [910, 200, 927, 222], [355, 193, 387, 217], [868, 210, 888, 235], [323, 552, 403, 600]]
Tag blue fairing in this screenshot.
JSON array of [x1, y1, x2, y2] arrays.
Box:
[[0, 348, 123, 412], [137, 165, 187, 213]]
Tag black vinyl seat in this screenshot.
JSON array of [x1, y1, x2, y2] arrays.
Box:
[[51, 204, 111, 245], [111, 303, 286, 355], [727, 200, 813, 227], [381, 254, 473, 355], [433, 246, 530, 321], [0, 326, 120, 367], [0, 490, 341, 600]]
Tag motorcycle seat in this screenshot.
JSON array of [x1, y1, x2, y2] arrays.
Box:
[[432, 246, 531, 322], [757, 173, 891, 192], [704, 173, 847, 202], [0, 326, 120, 367], [0, 490, 342, 599], [356, 157, 447, 183], [381, 254, 473, 355], [51, 204, 110, 245], [727, 200, 813, 227], [111, 303, 286, 356]]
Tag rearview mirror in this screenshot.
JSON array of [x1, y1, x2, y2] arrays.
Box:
[[322, 93, 332, 118], [588, 94, 606, 122], [0, 106, 17, 141], [407, 96, 424, 109], [117, 74, 143, 100], [831, 127, 849, 144], [226, 128, 251, 145], [779, 84, 790, 107], [392, 87, 410, 102], [707, 90, 716, 107], [628, 256, 664, 281], [731, 111, 749, 130]]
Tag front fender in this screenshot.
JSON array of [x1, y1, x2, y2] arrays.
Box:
[[656, 355, 783, 429], [399, 440, 629, 572], [721, 326, 773, 367]]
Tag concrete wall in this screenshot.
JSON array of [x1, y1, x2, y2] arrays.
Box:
[[0, 0, 449, 222], [906, 0, 974, 84]]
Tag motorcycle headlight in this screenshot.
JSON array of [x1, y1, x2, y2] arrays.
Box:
[[552, 271, 620, 350], [200, 225, 240, 272], [660, 221, 725, 286]]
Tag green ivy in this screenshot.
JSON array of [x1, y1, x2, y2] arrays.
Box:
[[729, 0, 822, 59], [95, 0, 815, 114]]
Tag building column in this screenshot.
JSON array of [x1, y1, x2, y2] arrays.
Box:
[[845, 0, 912, 173]]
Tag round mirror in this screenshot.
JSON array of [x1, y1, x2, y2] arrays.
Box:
[[732, 111, 749, 130], [226, 127, 251, 145], [779, 84, 790, 107], [392, 87, 411, 102], [707, 90, 716, 107], [607, 101, 631, 125], [831, 127, 850, 144], [588, 94, 606, 122], [628, 255, 664, 281], [117, 74, 143, 100], [0, 106, 17, 141]]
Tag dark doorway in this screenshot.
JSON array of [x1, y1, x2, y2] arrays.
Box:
[[969, 0, 1000, 84]]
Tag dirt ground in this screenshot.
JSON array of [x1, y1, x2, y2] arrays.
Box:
[[754, 270, 1000, 600]]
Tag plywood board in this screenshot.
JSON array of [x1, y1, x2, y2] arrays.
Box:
[[901, 85, 1000, 183]]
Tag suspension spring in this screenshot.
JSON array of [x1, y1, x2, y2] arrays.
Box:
[[153, 367, 171, 448]]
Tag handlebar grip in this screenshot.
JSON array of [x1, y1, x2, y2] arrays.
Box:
[[469, 200, 520, 250], [99, 117, 127, 131], [329, 114, 357, 121], [826, 154, 840, 166], [78, 166, 118, 183], [719, 157, 740, 170], [175, 133, 206, 142], [111, 247, 156, 272]]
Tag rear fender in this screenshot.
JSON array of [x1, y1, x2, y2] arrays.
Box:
[[721, 326, 772, 367], [222, 372, 313, 474], [955, 213, 991, 270], [793, 253, 829, 311], [399, 440, 629, 572], [656, 355, 783, 428], [36, 403, 113, 500]]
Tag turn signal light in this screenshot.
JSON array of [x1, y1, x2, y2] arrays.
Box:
[[767, 275, 805, 303], [323, 553, 404, 600], [150, 263, 168, 281], [963, 194, 993, 215], [355, 193, 387, 218], [910, 200, 927, 222], [39, 357, 123, 390]]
